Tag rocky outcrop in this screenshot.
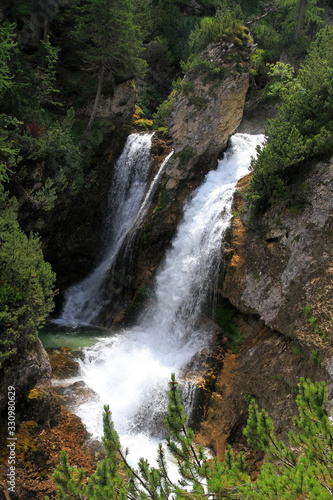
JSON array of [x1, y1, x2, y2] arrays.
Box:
[[167, 37, 254, 181], [78, 80, 137, 122], [223, 159, 333, 365], [196, 312, 329, 464], [137, 37, 254, 282], [195, 155, 333, 460], [0, 342, 96, 500]]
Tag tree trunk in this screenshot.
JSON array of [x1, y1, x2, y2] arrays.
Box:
[[80, 69, 104, 152], [295, 0, 307, 38]]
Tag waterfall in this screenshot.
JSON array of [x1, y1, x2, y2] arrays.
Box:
[[66, 133, 265, 467], [132, 150, 174, 230], [123, 150, 174, 264], [57, 133, 154, 326]]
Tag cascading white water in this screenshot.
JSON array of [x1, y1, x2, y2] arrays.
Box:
[[123, 150, 174, 266], [66, 133, 265, 467], [57, 133, 154, 326], [132, 150, 174, 230]]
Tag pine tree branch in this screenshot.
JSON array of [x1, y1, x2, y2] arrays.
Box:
[[117, 446, 158, 499], [245, 2, 279, 26], [170, 382, 202, 469]]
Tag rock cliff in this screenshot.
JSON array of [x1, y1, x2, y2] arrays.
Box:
[[196, 153, 333, 459], [0, 339, 52, 424], [166, 37, 253, 180], [223, 159, 333, 363]]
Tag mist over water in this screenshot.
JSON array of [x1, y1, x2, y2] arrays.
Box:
[[55, 133, 265, 467]]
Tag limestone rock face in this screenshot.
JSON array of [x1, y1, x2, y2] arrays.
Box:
[[196, 156, 333, 461], [223, 159, 333, 366], [166, 39, 253, 181], [196, 314, 329, 465]]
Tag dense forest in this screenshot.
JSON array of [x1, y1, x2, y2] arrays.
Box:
[[1, 0, 333, 498]]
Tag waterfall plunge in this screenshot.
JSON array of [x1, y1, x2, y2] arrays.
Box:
[[67, 133, 265, 467], [57, 133, 154, 326]]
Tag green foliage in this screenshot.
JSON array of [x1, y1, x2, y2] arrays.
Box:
[[153, 90, 179, 123], [152, 177, 169, 217], [0, 186, 55, 368], [246, 26, 333, 215], [70, 0, 147, 82], [179, 5, 249, 80], [303, 304, 312, 317], [309, 349, 321, 366], [17, 108, 83, 198], [243, 378, 333, 498], [0, 22, 84, 202], [174, 145, 195, 166], [251, 19, 282, 62], [52, 376, 333, 499], [302, 304, 326, 338], [0, 21, 16, 94], [69, 0, 148, 147], [279, 0, 323, 38], [245, 0, 324, 73], [150, 0, 198, 64], [188, 6, 244, 54], [0, 114, 22, 182], [293, 345, 304, 356], [137, 82, 163, 116], [181, 53, 221, 78], [36, 36, 61, 107], [49, 450, 86, 500]]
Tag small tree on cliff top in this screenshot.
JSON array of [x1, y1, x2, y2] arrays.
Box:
[[51, 375, 333, 499]]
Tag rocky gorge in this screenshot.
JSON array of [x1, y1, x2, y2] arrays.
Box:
[[0, 25, 332, 500]]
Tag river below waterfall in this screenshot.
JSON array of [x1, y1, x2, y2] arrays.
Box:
[[44, 133, 264, 470]]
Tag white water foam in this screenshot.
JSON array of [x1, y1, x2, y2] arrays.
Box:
[[132, 150, 174, 230], [57, 133, 154, 326], [70, 134, 265, 468]]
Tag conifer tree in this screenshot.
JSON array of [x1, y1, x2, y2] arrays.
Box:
[[246, 25, 333, 215], [0, 21, 16, 94], [279, 0, 323, 38], [69, 0, 147, 151], [0, 186, 56, 368], [51, 376, 333, 499]]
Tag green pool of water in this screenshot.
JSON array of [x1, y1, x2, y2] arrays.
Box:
[[39, 322, 111, 350]]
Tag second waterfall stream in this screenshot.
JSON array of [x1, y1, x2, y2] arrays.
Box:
[[56, 132, 265, 467]]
